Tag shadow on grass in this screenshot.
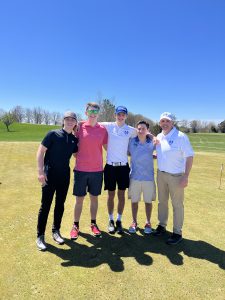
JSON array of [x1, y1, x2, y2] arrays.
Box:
[[47, 230, 225, 272]]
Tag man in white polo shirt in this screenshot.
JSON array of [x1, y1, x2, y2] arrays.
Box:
[[154, 112, 194, 245], [101, 106, 136, 234]]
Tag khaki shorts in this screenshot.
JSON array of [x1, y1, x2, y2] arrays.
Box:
[[128, 179, 156, 203]]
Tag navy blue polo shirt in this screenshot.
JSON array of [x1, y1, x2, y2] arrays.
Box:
[[42, 129, 78, 172]]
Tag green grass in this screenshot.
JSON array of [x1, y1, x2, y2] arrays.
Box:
[[188, 133, 225, 153], [0, 122, 60, 141], [1, 122, 225, 153], [0, 142, 225, 299]]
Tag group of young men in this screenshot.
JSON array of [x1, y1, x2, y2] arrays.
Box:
[[36, 103, 194, 251]]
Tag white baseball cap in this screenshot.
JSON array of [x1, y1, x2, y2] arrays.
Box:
[[160, 112, 175, 121]]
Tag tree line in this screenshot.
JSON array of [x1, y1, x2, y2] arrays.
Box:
[[0, 100, 225, 134]]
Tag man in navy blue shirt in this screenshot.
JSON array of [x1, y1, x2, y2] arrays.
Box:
[[36, 111, 78, 251]]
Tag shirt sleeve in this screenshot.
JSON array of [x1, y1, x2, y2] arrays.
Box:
[[131, 127, 137, 138], [73, 138, 79, 154], [181, 134, 194, 157], [103, 129, 108, 144], [41, 131, 54, 149]]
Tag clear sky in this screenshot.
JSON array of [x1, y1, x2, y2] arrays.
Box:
[[0, 0, 224, 122]]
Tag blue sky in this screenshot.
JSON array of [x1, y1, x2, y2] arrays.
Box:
[[0, 0, 224, 122]]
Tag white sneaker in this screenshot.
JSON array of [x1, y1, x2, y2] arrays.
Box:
[[36, 235, 47, 251], [144, 223, 152, 235], [52, 230, 65, 245]]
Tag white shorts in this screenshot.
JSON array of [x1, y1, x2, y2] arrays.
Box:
[[128, 179, 156, 203]]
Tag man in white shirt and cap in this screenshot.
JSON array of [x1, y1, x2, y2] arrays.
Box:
[[154, 112, 194, 245]]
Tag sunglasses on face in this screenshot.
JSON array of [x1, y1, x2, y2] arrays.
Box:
[[87, 109, 99, 115]]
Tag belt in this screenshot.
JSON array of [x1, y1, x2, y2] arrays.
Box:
[[107, 162, 127, 167], [159, 170, 183, 176]]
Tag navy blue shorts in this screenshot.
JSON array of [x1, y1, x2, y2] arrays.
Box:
[[104, 163, 130, 191], [73, 170, 103, 196]]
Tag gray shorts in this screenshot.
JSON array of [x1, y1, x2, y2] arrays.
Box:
[[73, 170, 103, 196]]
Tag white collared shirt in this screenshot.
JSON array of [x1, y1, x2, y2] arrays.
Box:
[[156, 127, 194, 174], [101, 122, 136, 164]]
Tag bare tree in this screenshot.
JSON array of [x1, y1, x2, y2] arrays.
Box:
[[0, 111, 15, 131], [43, 110, 51, 125], [24, 108, 33, 123], [0, 108, 5, 118], [98, 99, 115, 122], [126, 112, 136, 127], [178, 119, 190, 133], [33, 107, 43, 124], [11, 105, 24, 123], [51, 112, 61, 125]]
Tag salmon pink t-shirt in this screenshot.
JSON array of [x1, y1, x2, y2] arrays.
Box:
[[75, 122, 108, 172]]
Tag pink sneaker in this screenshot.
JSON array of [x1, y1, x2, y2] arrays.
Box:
[[91, 224, 101, 236], [70, 225, 79, 240]]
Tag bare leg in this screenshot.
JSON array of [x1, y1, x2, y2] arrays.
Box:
[[131, 202, 138, 223], [107, 190, 115, 215], [90, 194, 98, 220], [117, 189, 125, 215], [74, 196, 84, 222], [145, 203, 152, 223]]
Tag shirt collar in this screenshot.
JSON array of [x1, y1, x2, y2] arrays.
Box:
[[162, 126, 176, 139]]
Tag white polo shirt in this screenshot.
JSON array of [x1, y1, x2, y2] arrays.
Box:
[[156, 127, 194, 174], [101, 122, 136, 164]]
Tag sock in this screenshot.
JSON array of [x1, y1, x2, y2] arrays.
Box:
[[74, 221, 79, 228], [91, 219, 96, 224], [109, 214, 114, 221], [117, 214, 122, 221]]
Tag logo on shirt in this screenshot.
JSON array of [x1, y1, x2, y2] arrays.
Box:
[[169, 140, 173, 145], [124, 130, 129, 135]]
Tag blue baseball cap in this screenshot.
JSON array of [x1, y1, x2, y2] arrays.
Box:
[[115, 106, 128, 115]]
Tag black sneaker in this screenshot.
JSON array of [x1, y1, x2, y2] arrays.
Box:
[[108, 220, 115, 234], [166, 233, 182, 245], [116, 220, 124, 234], [153, 225, 166, 236], [36, 235, 47, 251]]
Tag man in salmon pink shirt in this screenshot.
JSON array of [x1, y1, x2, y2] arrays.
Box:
[[70, 102, 108, 239]]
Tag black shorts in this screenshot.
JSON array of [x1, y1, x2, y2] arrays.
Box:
[[73, 170, 103, 197], [104, 163, 130, 191]]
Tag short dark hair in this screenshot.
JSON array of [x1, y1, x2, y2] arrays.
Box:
[[136, 120, 149, 129], [86, 102, 100, 111]]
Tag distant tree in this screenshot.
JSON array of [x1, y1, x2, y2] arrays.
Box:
[[178, 119, 190, 133], [206, 122, 218, 133], [33, 107, 43, 124], [126, 112, 136, 127], [218, 120, 225, 133], [43, 110, 51, 125], [0, 111, 15, 131], [11, 105, 24, 123], [24, 108, 33, 123], [51, 112, 62, 125], [210, 125, 218, 133], [0, 108, 5, 118], [98, 99, 115, 122], [76, 113, 83, 122], [190, 120, 201, 133], [151, 123, 161, 136]]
